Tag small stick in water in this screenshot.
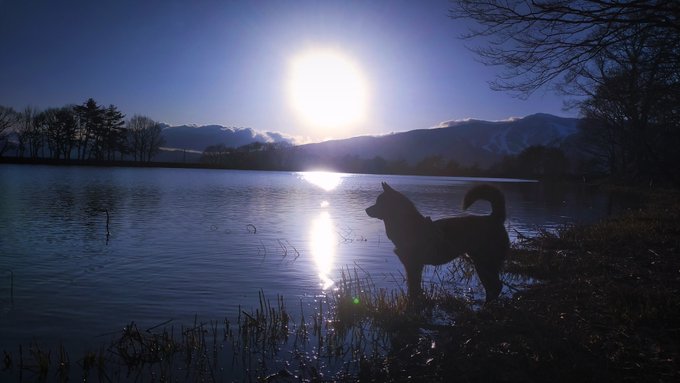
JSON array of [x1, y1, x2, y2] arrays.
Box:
[[100, 209, 111, 244], [104, 209, 110, 236], [7, 270, 13, 304]]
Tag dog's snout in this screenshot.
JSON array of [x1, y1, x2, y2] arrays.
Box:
[[365, 205, 378, 218]]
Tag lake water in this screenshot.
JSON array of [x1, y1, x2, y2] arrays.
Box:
[[0, 165, 608, 352]]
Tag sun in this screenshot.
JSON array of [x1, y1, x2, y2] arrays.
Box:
[[287, 49, 369, 134]]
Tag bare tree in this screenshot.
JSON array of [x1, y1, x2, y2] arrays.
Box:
[[40, 106, 78, 160], [15, 107, 42, 159], [450, 0, 680, 96], [126, 115, 165, 162], [55, 106, 78, 160], [145, 121, 165, 162], [127, 115, 149, 162], [0, 106, 18, 156], [34, 109, 55, 158]]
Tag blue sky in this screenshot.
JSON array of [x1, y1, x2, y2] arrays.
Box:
[[0, 0, 573, 142]]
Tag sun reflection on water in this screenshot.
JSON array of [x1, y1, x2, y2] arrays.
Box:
[[299, 171, 344, 191], [300, 171, 345, 289], [310, 211, 336, 290]]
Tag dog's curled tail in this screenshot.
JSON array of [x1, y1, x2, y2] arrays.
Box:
[[463, 184, 506, 222]]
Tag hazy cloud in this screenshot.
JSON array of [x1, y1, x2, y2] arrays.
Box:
[[435, 116, 522, 128], [160, 124, 296, 152]]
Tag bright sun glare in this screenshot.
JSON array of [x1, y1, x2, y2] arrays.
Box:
[[300, 171, 344, 191], [288, 49, 369, 133]]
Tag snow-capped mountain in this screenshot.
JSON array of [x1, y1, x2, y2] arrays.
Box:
[[436, 113, 578, 155], [295, 113, 580, 167]]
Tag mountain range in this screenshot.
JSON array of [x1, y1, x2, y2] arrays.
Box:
[[159, 113, 580, 168]]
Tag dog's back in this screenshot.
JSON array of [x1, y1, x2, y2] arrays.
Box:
[[428, 185, 508, 265]]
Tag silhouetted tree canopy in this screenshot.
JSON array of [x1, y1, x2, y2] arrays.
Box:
[[74, 98, 104, 160], [450, 0, 680, 96], [578, 46, 680, 183]]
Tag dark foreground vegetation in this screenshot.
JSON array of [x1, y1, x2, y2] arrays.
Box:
[[2, 186, 679, 382], [420, 187, 680, 382]]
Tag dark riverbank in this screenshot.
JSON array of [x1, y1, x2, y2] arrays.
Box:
[[380, 186, 680, 381]]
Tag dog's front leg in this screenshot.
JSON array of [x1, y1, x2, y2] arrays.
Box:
[[404, 262, 424, 298], [395, 249, 424, 298]]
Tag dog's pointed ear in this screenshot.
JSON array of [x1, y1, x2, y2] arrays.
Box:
[[382, 182, 392, 191]]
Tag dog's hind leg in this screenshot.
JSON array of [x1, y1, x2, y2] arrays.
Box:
[[471, 257, 502, 303]]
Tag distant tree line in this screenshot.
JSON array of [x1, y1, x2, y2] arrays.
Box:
[[325, 146, 571, 179], [0, 98, 164, 162], [200, 141, 571, 180], [200, 141, 294, 170]]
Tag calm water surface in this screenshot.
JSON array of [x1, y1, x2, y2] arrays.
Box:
[[0, 165, 607, 350]]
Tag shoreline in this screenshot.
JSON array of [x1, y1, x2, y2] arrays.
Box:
[[0, 156, 218, 170], [0, 156, 593, 183]]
